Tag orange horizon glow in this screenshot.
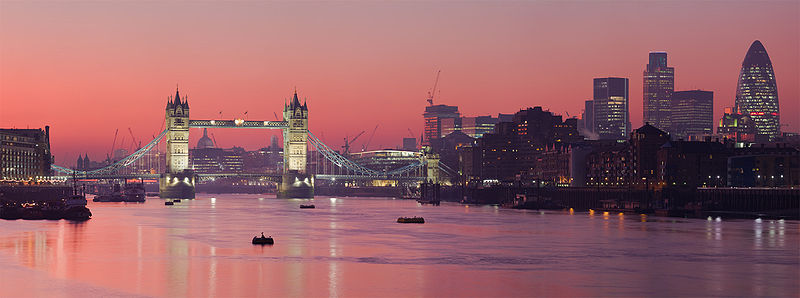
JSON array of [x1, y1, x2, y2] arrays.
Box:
[[1, 1, 797, 167]]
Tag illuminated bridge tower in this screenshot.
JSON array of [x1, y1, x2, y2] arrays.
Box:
[[159, 89, 197, 199], [278, 91, 314, 198]]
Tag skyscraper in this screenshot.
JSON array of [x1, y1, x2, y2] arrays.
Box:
[[580, 100, 595, 138], [423, 104, 460, 146], [643, 52, 675, 133], [593, 77, 630, 140], [735, 40, 780, 141], [671, 90, 713, 139]]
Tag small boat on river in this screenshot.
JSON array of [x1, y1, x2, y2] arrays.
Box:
[[252, 233, 274, 245], [300, 204, 315, 209], [397, 216, 425, 224], [164, 201, 174, 206]]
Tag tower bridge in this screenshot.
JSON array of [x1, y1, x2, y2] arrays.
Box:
[[52, 88, 442, 199]]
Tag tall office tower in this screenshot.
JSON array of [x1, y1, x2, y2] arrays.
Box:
[[735, 40, 780, 141], [593, 77, 630, 140], [422, 104, 460, 146], [671, 90, 714, 139], [580, 100, 595, 139], [643, 52, 675, 133]]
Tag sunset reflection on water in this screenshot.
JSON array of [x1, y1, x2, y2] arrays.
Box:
[[0, 195, 797, 297]]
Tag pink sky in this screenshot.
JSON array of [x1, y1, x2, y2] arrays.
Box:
[[1, 1, 797, 167]]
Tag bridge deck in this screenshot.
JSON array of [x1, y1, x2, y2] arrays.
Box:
[[189, 120, 288, 129]]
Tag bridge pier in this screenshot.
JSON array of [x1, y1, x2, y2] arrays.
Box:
[[159, 172, 197, 199], [277, 170, 314, 198]]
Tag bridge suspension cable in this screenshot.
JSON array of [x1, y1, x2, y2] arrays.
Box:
[[52, 129, 168, 175], [307, 131, 424, 177]]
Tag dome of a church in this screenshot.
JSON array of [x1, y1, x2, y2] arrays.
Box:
[[197, 128, 215, 149]]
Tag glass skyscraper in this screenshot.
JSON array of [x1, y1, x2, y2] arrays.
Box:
[[643, 52, 675, 133], [735, 40, 780, 141], [593, 77, 630, 141]]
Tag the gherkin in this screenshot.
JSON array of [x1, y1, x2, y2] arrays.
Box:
[[735, 40, 780, 141]]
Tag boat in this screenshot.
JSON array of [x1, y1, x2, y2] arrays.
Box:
[[397, 216, 425, 223], [123, 181, 146, 202], [299, 204, 315, 209], [165, 201, 174, 206], [62, 195, 92, 220], [0, 204, 23, 220], [173, 199, 181, 203], [93, 184, 124, 202], [417, 199, 440, 206], [252, 234, 274, 245], [21, 205, 44, 220]]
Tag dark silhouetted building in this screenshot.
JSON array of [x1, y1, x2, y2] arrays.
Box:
[[475, 107, 580, 182], [728, 144, 799, 187], [671, 90, 714, 140], [735, 40, 780, 141], [580, 100, 596, 139], [643, 52, 675, 133], [402, 138, 417, 151], [657, 140, 729, 188], [593, 77, 630, 141], [631, 124, 671, 181]]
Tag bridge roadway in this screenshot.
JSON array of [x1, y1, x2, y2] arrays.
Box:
[[57, 173, 424, 182], [188, 120, 288, 129]]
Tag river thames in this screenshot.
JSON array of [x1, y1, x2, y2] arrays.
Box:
[[0, 194, 797, 297]]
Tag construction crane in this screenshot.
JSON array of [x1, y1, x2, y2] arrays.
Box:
[[342, 130, 365, 155], [407, 128, 415, 138], [107, 128, 119, 162], [426, 70, 441, 106], [128, 128, 140, 151], [363, 124, 380, 152], [273, 112, 280, 121], [210, 132, 218, 148]]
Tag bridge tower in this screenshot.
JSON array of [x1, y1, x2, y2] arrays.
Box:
[[159, 88, 197, 199], [278, 91, 314, 198]]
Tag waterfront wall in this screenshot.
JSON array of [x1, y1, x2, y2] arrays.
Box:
[[461, 185, 799, 217]]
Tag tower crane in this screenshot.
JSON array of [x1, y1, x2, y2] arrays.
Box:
[[128, 128, 140, 150], [363, 124, 380, 152], [426, 70, 441, 106], [407, 128, 415, 138], [107, 128, 119, 162], [342, 130, 365, 155]]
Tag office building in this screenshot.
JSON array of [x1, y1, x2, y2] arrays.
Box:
[[735, 40, 780, 141], [402, 138, 417, 151], [423, 105, 460, 146], [643, 52, 675, 132], [717, 107, 756, 143], [593, 77, 630, 141], [0, 127, 53, 180], [671, 90, 713, 139]]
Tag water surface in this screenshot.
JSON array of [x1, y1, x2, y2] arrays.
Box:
[[0, 195, 797, 297]]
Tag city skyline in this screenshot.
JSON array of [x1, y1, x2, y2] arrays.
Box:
[[1, 1, 798, 165]]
